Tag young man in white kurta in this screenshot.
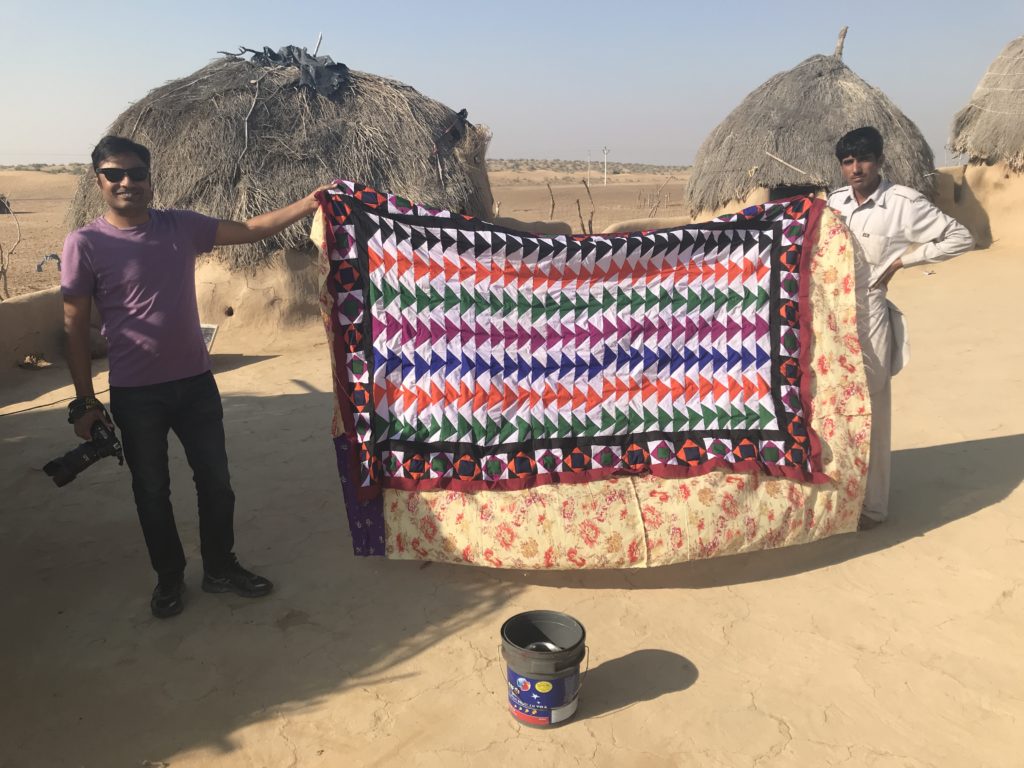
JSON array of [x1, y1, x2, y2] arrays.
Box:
[[826, 127, 973, 528]]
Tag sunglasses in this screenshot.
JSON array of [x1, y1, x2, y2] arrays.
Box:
[[96, 167, 150, 183]]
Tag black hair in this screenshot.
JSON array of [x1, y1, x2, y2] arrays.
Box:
[[91, 135, 151, 170], [835, 127, 883, 161]]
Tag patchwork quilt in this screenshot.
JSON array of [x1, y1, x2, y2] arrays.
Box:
[[315, 182, 869, 568]]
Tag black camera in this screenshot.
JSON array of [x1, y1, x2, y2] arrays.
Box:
[[44, 420, 124, 487]]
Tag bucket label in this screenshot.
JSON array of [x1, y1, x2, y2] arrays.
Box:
[[506, 667, 580, 726]]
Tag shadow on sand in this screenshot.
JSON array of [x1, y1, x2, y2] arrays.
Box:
[[578, 650, 699, 721], [0, 353, 276, 414], [209, 352, 278, 375], [0, 390, 522, 764], [2, 379, 1018, 762]]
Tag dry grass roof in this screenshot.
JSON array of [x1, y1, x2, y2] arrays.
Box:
[[69, 52, 494, 268], [950, 36, 1024, 171], [688, 51, 935, 214]]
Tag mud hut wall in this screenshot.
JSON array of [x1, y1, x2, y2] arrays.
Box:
[[0, 288, 63, 373]]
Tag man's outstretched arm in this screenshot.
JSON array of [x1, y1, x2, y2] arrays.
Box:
[[214, 185, 334, 246]]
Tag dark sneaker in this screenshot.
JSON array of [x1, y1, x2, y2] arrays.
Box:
[[858, 514, 884, 531], [202, 556, 273, 598], [151, 577, 185, 619]]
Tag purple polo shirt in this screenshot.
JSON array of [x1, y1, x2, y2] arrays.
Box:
[[61, 209, 219, 387]]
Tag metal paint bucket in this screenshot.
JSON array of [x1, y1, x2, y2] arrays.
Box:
[[500, 610, 586, 727]]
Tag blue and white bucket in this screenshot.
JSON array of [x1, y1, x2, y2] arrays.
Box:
[[500, 610, 586, 727]]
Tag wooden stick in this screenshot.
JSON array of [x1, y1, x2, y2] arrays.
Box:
[[0, 204, 23, 300], [546, 183, 556, 220], [232, 74, 265, 185], [834, 26, 848, 58], [582, 179, 595, 234], [313, 32, 323, 57], [648, 175, 677, 217], [765, 151, 810, 176]]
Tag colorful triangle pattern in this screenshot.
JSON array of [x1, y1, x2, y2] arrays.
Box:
[[321, 182, 824, 499]]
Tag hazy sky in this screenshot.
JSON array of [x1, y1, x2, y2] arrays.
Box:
[[2, 0, 1021, 166]]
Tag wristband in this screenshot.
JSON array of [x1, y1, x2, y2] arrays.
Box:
[[68, 396, 105, 424]]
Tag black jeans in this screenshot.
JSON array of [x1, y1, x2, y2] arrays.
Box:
[[110, 371, 234, 580]]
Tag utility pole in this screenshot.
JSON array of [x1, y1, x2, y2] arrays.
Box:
[[602, 146, 610, 186]]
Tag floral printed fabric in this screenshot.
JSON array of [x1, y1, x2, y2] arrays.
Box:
[[364, 207, 869, 568]]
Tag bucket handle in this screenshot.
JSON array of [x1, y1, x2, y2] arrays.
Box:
[[578, 645, 591, 692], [497, 645, 590, 691]]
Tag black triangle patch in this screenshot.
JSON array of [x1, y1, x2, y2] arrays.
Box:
[[440, 229, 457, 252], [457, 230, 475, 256], [410, 227, 427, 253], [580, 238, 595, 261]]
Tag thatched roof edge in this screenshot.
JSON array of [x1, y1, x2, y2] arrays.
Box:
[[949, 36, 1024, 172]]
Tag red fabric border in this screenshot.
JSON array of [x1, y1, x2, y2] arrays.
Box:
[[377, 451, 827, 496], [317, 190, 357, 438], [795, 198, 830, 483]]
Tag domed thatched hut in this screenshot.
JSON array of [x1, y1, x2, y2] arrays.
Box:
[[69, 46, 494, 269], [688, 31, 935, 216], [950, 36, 1024, 171]]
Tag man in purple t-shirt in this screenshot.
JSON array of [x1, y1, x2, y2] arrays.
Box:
[[62, 135, 329, 618]]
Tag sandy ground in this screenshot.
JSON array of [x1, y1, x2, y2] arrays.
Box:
[[0, 171, 78, 297], [489, 170, 688, 233], [1, 169, 1023, 767]]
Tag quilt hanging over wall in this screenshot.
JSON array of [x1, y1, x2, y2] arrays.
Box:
[[315, 182, 870, 568]]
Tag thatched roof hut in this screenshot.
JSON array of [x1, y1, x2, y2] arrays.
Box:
[[69, 47, 494, 268], [950, 36, 1024, 171], [688, 31, 935, 215]]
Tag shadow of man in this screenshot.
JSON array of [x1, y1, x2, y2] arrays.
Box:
[[935, 166, 993, 248], [578, 650, 698, 720]]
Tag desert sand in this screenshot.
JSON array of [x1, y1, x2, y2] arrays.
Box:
[[0, 170, 78, 297], [1, 166, 1022, 766]]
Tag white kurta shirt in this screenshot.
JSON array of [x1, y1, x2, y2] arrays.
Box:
[[826, 179, 973, 287]]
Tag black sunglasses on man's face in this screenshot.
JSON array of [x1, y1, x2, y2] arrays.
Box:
[[96, 167, 150, 183]]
